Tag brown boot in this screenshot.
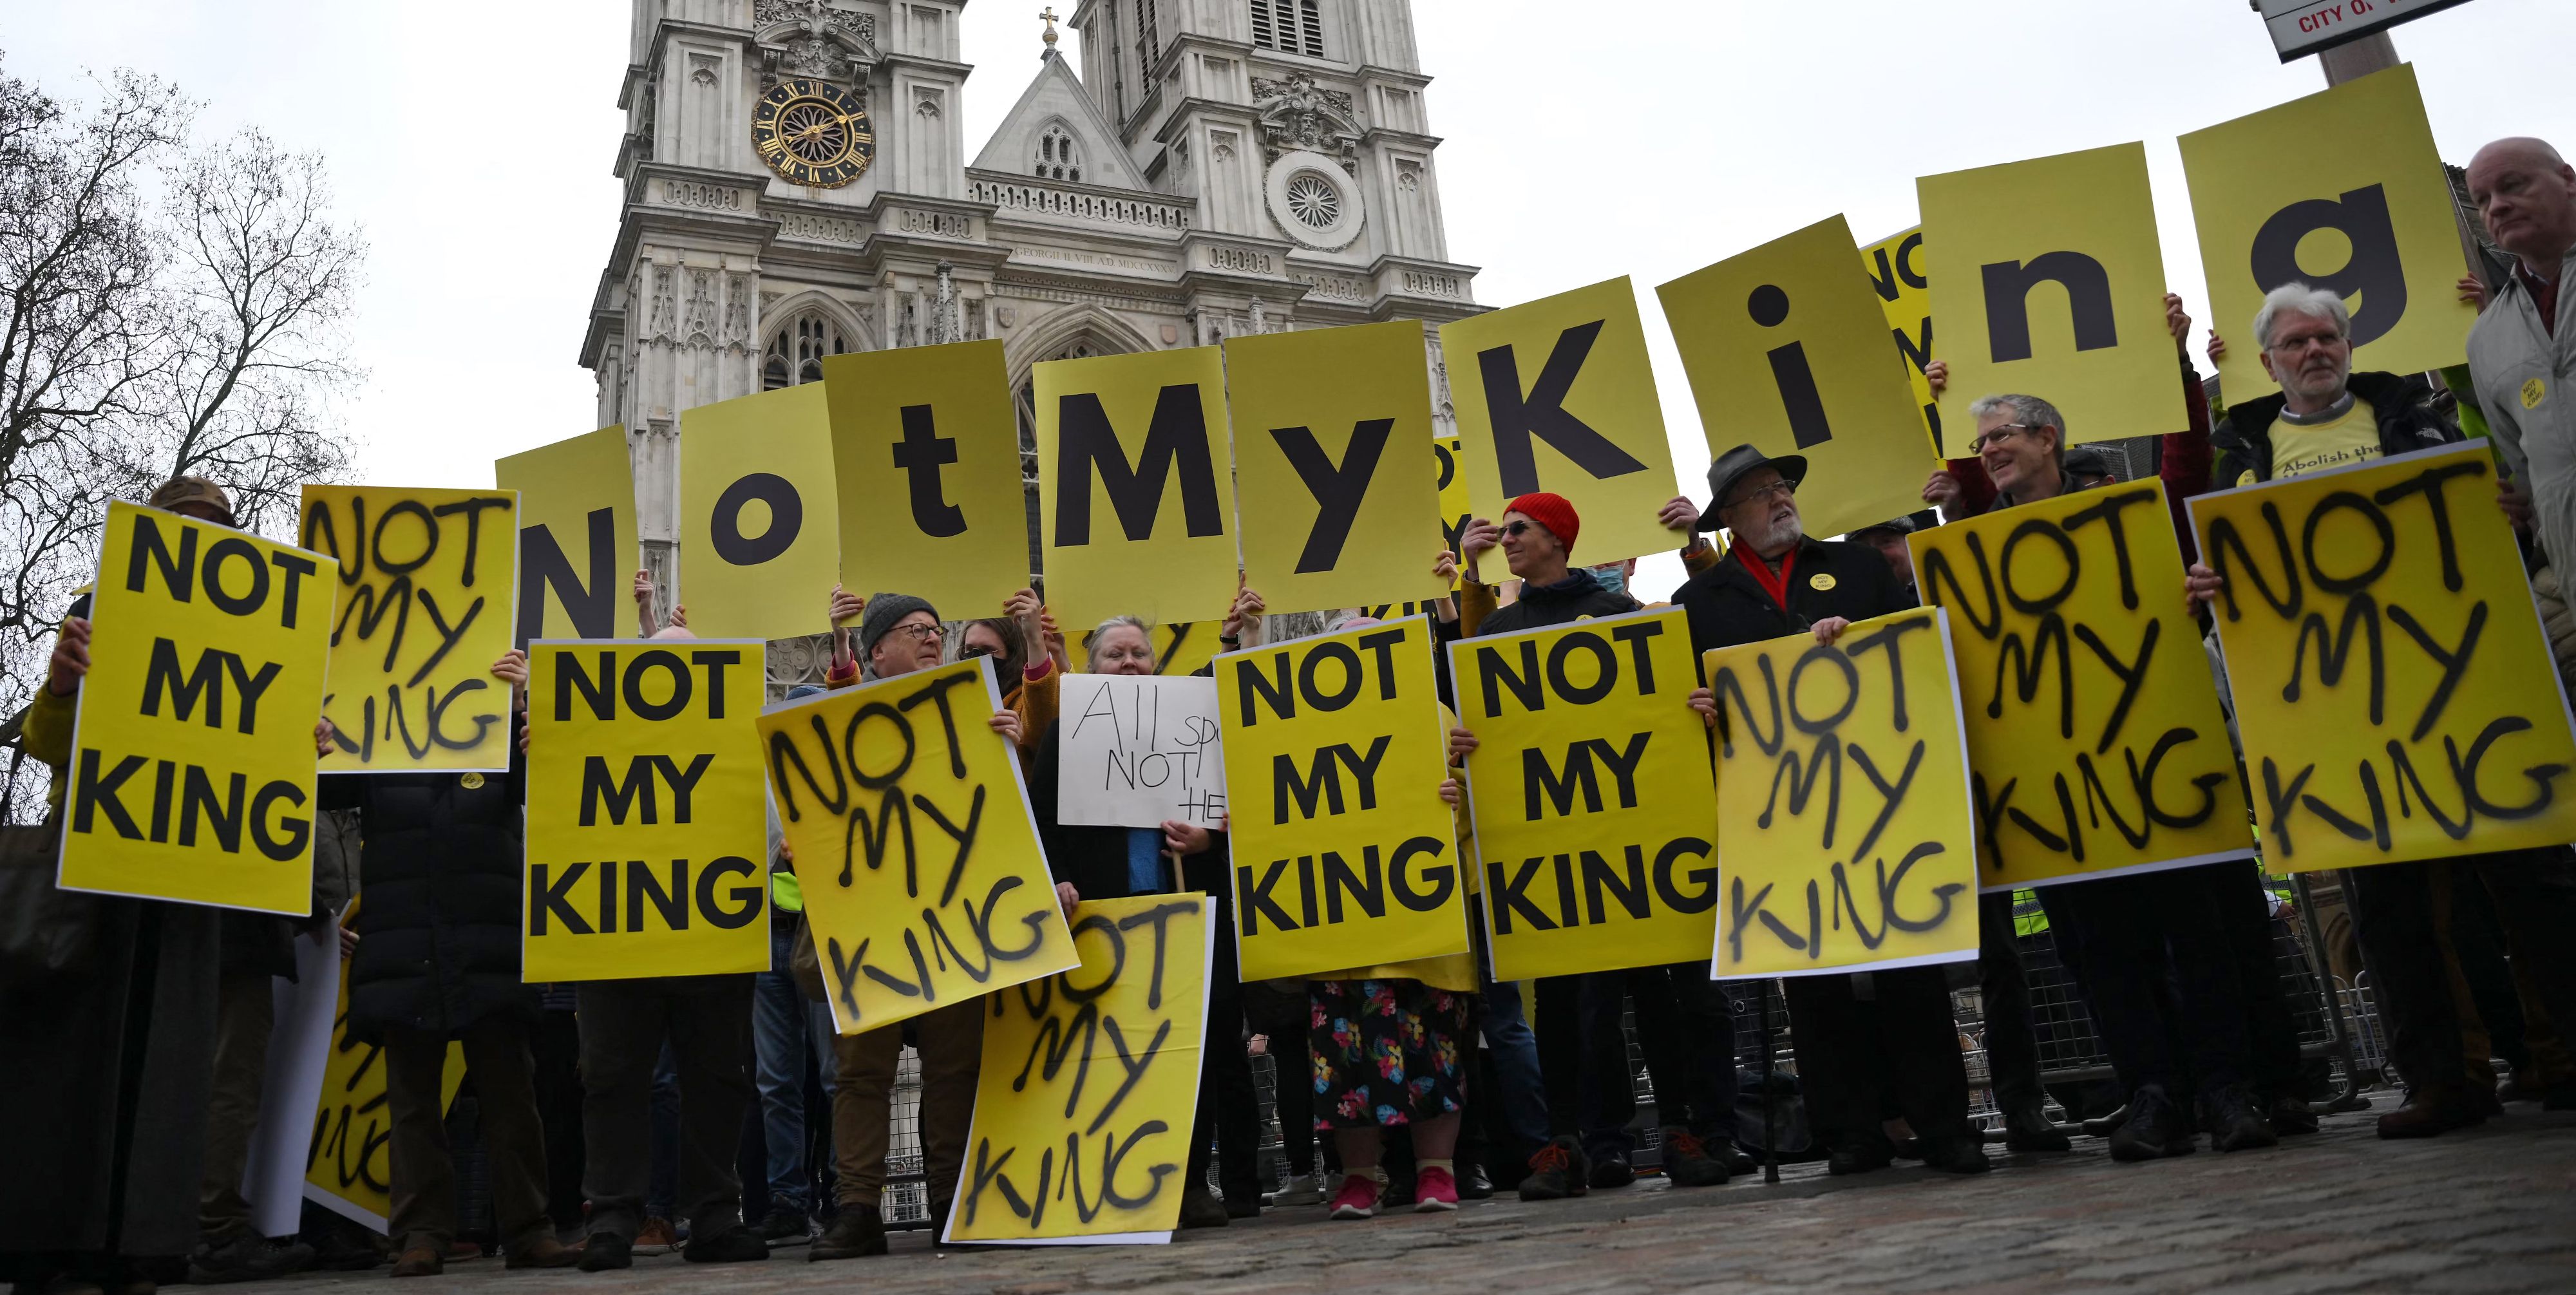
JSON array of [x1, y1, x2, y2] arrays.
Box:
[[504, 1236, 581, 1270], [388, 1247, 443, 1278], [2376, 1086, 2488, 1139]]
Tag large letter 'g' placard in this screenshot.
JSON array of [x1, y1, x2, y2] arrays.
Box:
[[1918, 142, 2190, 456], [2180, 64, 2476, 402], [2190, 443, 2576, 871]]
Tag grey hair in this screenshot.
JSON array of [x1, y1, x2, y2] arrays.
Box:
[[1092, 614, 1151, 641], [2251, 283, 2351, 351], [1967, 392, 2068, 462]]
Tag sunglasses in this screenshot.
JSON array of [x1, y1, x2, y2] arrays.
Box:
[[1502, 520, 1550, 538], [958, 642, 1003, 659]]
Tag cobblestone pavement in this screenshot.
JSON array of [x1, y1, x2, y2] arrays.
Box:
[[258, 1101, 2573, 1295]]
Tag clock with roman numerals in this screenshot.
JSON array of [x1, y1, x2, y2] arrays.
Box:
[[750, 77, 873, 188]]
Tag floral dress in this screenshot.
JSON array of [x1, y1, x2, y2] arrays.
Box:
[[1308, 978, 1470, 1129]]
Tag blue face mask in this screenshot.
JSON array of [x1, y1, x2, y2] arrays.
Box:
[[1591, 563, 1628, 596]]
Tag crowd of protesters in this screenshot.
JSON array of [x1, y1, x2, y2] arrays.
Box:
[[5, 134, 2575, 1294]]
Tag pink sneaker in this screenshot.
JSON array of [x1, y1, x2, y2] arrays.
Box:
[[1414, 1166, 1459, 1212], [1327, 1174, 1379, 1220]]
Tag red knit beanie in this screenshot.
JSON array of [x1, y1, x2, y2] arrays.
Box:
[[1505, 491, 1580, 556]]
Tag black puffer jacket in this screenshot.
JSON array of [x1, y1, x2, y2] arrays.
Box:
[[1474, 568, 1640, 636], [323, 724, 535, 1043]]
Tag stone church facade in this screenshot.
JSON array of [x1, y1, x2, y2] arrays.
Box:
[[580, 0, 1483, 681]]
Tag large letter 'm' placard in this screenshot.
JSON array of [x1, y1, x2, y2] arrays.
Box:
[[2181, 64, 2474, 402], [947, 895, 1211, 1247], [1660, 214, 1937, 541], [1226, 321, 1450, 615], [59, 501, 331, 914], [1706, 608, 1980, 978], [760, 658, 1078, 1034], [1919, 142, 2189, 455], [680, 383, 841, 642], [524, 639, 770, 981], [1450, 607, 1716, 980], [1218, 615, 1466, 981], [1037, 348, 1238, 634], [1440, 278, 1682, 566], [1911, 480, 2255, 888], [824, 339, 1030, 617], [497, 426, 636, 645], [301, 485, 519, 773], [2190, 443, 2576, 871]]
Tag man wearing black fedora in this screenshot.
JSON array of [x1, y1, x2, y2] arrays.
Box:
[[1671, 443, 1991, 1178]]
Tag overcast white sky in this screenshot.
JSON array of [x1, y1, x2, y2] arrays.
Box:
[[8, 0, 2569, 594]]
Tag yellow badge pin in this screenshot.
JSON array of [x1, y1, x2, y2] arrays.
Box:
[[459, 772, 485, 789], [2524, 378, 2547, 410], [1808, 572, 1837, 591]]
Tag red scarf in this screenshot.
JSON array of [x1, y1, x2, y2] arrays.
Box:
[[1736, 544, 1799, 612]]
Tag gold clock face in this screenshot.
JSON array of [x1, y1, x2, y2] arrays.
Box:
[[751, 77, 873, 187]]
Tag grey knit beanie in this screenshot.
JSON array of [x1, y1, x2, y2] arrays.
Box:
[[858, 592, 938, 660]]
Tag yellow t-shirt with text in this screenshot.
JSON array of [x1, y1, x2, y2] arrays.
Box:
[[2259, 402, 2380, 482]]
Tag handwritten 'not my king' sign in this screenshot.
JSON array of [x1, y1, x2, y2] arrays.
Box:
[[1054, 674, 1227, 829]]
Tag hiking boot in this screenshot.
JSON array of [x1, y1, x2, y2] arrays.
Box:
[[1177, 1186, 1229, 1229], [2376, 1086, 2488, 1139], [1327, 1174, 1380, 1220], [1826, 1141, 1895, 1176], [2269, 1095, 2321, 1136], [2108, 1085, 2195, 1162], [681, 1225, 768, 1263], [503, 1236, 580, 1270], [1587, 1146, 1634, 1189], [1265, 1173, 1324, 1206], [756, 1204, 811, 1245], [1516, 1135, 1590, 1201], [189, 1232, 314, 1285], [2209, 1086, 2278, 1153], [807, 1207, 886, 1262], [630, 1217, 681, 1256], [1656, 1127, 1732, 1187], [2001, 1102, 2072, 1153], [388, 1247, 442, 1280], [575, 1234, 630, 1273]]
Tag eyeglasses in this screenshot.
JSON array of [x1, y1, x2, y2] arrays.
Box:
[[1967, 424, 2040, 454], [1502, 520, 1548, 538], [884, 623, 940, 645], [1722, 480, 1796, 509]]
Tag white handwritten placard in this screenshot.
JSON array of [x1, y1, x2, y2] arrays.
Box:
[[1056, 674, 1227, 829]]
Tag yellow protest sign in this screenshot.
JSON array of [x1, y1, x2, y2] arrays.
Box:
[[2181, 64, 2475, 402], [522, 639, 771, 980], [496, 426, 638, 644], [1435, 435, 1472, 586], [305, 899, 464, 1233], [299, 486, 519, 774], [1911, 482, 2255, 888], [1705, 608, 1977, 978], [1440, 278, 1683, 565], [1660, 215, 1938, 541], [824, 339, 1029, 617], [1072, 619, 1221, 677], [1215, 615, 1467, 981], [947, 894, 1211, 1245], [1919, 143, 2190, 455], [1450, 607, 1716, 979], [679, 383, 840, 641], [1036, 347, 1238, 634], [2191, 443, 2576, 871], [761, 658, 1079, 1034], [1863, 225, 1942, 455], [59, 502, 331, 914], [1226, 321, 1449, 615]]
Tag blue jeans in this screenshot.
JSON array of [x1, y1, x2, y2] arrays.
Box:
[[752, 918, 840, 1214], [1476, 974, 1550, 1162]]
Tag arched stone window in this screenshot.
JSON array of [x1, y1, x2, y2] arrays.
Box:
[[1032, 124, 1082, 182], [762, 310, 849, 389]]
